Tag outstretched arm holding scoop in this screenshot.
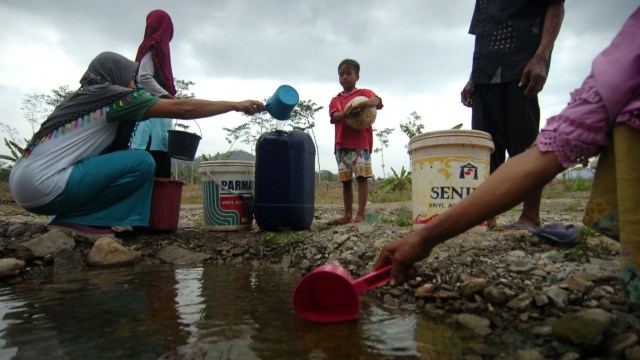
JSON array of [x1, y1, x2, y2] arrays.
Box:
[[374, 147, 564, 284]]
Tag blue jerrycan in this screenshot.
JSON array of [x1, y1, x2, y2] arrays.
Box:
[[254, 130, 315, 230]]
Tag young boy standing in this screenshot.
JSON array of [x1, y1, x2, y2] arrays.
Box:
[[328, 59, 384, 224]]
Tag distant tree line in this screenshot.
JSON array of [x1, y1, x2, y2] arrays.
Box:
[[1, 80, 428, 185]]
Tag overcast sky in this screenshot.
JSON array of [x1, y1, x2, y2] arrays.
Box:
[[1, 1, 638, 177]]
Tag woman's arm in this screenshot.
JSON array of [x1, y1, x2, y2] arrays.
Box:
[[144, 98, 264, 119], [375, 146, 565, 284]]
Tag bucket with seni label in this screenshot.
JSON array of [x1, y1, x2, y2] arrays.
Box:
[[198, 160, 255, 231], [408, 129, 494, 232]]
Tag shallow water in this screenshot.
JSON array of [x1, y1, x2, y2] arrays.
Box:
[[0, 264, 476, 359]]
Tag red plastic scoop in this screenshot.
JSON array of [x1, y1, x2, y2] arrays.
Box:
[[292, 264, 392, 322]]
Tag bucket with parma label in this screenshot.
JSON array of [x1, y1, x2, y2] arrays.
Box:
[[408, 129, 494, 231], [198, 160, 255, 231]]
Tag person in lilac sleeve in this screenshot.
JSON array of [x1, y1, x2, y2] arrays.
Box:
[[376, 7, 640, 306]]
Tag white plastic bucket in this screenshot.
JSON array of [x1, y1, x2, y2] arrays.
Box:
[[408, 130, 494, 231], [198, 160, 255, 231]]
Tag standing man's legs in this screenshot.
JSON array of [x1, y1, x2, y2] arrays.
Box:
[[472, 83, 504, 228], [506, 82, 542, 227], [472, 84, 507, 174], [472, 83, 542, 227]]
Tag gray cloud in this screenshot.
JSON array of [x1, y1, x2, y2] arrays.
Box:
[[1, 0, 638, 174]]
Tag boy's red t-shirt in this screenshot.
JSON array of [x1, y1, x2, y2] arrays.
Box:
[[329, 88, 383, 153]]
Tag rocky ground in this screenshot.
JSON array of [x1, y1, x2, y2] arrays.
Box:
[[1, 182, 640, 359]]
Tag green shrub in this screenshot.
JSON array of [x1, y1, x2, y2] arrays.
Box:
[[560, 167, 593, 192], [562, 176, 592, 192], [381, 206, 413, 227], [378, 166, 411, 193], [0, 167, 10, 182], [564, 226, 600, 263]]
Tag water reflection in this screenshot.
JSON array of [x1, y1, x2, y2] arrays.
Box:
[[0, 289, 25, 359], [0, 264, 463, 359], [362, 305, 419, 357], [174, 268, 204, 343]]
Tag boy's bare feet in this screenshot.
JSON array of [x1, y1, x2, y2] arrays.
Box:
[[328, 216, 352, 226]]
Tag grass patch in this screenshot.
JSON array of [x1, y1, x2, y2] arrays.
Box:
[[315, 180, 412, 205], [369, 190, 411, 203], [563, 226, 613, 263], [545, 168, 593, 197], [561, 202, 582, 212], [182, 181, 412, 206], [561, 176, 592, 192], [543, 177, 593, 199], [381, 206, 413, 227], [262, 232, 277, 241], [262, 231, 306, 251], [181, 196, 203, 205]]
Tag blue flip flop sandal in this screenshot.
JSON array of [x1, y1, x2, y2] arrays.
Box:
[[530, 223, 579, 245]]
